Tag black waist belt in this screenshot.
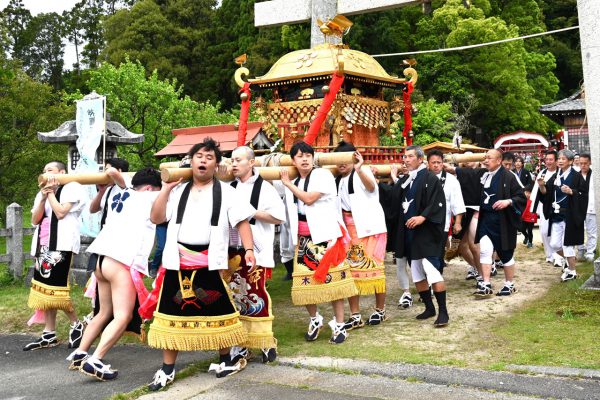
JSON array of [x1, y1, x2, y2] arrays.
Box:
[[228, 246, 244, 253], [298, 213, 307, 222], [178, 242, 209, 252]]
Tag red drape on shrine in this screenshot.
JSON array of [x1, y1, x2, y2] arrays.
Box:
[[237, 82, 252, 146], [303, 74, 345, 146], [402, 81, 414, 146]]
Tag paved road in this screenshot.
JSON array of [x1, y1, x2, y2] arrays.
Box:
[[136, 362, 545, 400], [138, 356, 600, 400], [1, 334, 212, 400], [3, 334, 600, 400]]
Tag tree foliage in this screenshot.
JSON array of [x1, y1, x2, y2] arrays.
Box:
[[537, 0, 581, 98], [1, 0, 32, 62], [382, 99, 457, 147], [412, 0, 558, 138], [102, 0, 295, 108], [1, 1, 65, 89], [83, 59, 236, 169], [0, 58, 71, 223], [0, 0, 585, 215]]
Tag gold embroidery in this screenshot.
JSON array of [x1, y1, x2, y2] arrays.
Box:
[[179, 271, 197, 300], [247, 267, 263, 290], [152, 313, 240, 329]]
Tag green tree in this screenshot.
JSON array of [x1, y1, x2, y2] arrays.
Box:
[[84, 59, 235, 168], [27, 13, 66, 89], [79, 0, 105, 69], [381, 98, 457, 146], [537, 0, 581, 98], [413, 0, 557, 138], [0, 58, 71, 223], [1, 0, 33, 62], [102, 0, 194, 94], [1, 2, 66, 89], [102, 0, 292, 108], [346, 5, 424, 75], [63, 2, 85, 71], [0, 12, 9, 58], [104, 0, 136, 14]]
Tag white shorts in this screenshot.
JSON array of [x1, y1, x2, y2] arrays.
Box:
[[410, 258, 444, 285], [479, 235, 515, 266], [549, 221, 576, 257]]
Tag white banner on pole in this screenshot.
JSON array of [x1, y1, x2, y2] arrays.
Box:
[[75, 94, 106, 237]]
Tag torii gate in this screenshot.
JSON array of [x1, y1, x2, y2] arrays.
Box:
[[577, 0, 600, 286], [255, 0, 421, 48]]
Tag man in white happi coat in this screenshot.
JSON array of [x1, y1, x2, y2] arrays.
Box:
[[145, 138, 256, 389], [68, 168, 162, 380], [228, 146, 286, 364], [25, 161, 86, 352], [333, 141, 388, 330], [280, 142, 357, 344]]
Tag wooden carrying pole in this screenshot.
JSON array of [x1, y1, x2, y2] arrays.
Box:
[[40, 153, 487, 187], [159, 151, 357, 170], [161, 151, 483, 170], [38, 172, 136, 188], [255, 151, 358, 167], [159, 161, 181, 169], [443, 152, 486, 164], [161, 166, 300, 182], [161, 164, 395, 183]]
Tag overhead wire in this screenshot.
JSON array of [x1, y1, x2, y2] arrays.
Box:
[[370, 25, 579, 58]]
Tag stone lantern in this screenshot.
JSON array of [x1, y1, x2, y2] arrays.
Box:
[[37, 117, 144, 172]]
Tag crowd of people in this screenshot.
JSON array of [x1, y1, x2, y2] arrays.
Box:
[[23, 139, 595, 390]]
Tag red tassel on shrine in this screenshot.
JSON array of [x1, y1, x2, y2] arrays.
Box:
[[303, 73, 345, 146], [237, 82, 252, 146], [402, 81, 414, 146]]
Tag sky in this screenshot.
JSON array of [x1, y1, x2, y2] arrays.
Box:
[[1, 0, 82, 69]]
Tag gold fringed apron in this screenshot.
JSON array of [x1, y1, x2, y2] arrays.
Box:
[[28, 186, 74, 312], [291, 217, 357, 305], [28, 247, 74, 312], [343, 211, 387, 295], [147, 244, 246, 351]]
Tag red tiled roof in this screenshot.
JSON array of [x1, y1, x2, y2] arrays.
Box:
[[154, 122, 263, 157]]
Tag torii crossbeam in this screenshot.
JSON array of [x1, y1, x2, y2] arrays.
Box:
[[254, 0, 421, 48]]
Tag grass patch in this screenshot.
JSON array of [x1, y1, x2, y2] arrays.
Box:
[[486, 261, 600, 369], [266, 258, 600, 370], [0, 282, 92, 336]]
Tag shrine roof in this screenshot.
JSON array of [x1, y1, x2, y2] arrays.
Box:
[[539, 89, 586, 114], [249, 44, 410, 88], [37, 121, 144, 144], [155, 122, 263, 157]]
